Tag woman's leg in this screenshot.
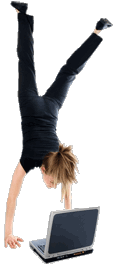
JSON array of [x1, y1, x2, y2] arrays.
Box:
[[43, 31, 103, 109], [17, 12, 38, 110]]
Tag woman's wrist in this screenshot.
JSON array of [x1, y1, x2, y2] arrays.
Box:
[[4, 232, 12, 240]]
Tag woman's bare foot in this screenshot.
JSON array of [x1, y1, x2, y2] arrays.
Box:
[[16, 9, 20, 13], [93, 28, 101, 35]]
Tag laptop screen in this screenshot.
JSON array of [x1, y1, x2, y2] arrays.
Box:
[[48, 209, 98, 254]]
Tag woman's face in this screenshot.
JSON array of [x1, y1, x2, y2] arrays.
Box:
[[41, 166, 55, 188]]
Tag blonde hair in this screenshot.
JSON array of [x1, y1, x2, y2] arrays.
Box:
[[40, 141, 80, 202]]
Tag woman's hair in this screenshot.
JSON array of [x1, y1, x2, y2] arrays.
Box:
[[41, 141, 80, 203]]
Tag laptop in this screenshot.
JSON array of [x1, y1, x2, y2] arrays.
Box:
[[29, 206, 100, 263]]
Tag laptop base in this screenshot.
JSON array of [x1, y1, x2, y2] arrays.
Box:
[[29, 244, 93, 263]]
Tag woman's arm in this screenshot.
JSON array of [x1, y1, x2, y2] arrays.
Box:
[[64, 183, 72, 210], [64, 195, 72, 210], [5, 162, 26, 238]]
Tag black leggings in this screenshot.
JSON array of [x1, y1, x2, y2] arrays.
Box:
[[17, 13, 103, 117]]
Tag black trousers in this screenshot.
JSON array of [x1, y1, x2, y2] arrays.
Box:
[[17, 13, 103, 117]]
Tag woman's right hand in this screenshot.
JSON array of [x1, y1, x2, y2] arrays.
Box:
[[4, 234, 24, 249]]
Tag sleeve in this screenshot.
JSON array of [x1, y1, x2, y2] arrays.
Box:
[[20, 156, 35, 174]]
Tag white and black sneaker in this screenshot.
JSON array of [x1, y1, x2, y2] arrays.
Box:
[[96, 18, 113, 30]]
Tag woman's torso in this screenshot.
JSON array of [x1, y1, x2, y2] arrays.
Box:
[[20, 95, 60, 160]]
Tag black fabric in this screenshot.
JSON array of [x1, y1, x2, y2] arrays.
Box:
[[17, 13, 103, 174], [20, 156, 43, 174]]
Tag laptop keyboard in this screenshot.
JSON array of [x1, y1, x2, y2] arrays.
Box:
[[38, 244, 45, 252]]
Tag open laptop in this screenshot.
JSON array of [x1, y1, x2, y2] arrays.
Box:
[[29, 206, 100, 263]]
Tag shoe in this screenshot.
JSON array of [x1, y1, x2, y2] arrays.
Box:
[[10, 1, 28, 13], [96, 18, 113, 30]]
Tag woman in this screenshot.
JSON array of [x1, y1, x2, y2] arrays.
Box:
[[4, 1, 113, 249]]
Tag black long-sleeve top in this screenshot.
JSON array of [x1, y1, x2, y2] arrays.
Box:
[[19, 96, 60, 173]]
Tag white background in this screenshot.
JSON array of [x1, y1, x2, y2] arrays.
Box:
[[0, 0, 115, 263]]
